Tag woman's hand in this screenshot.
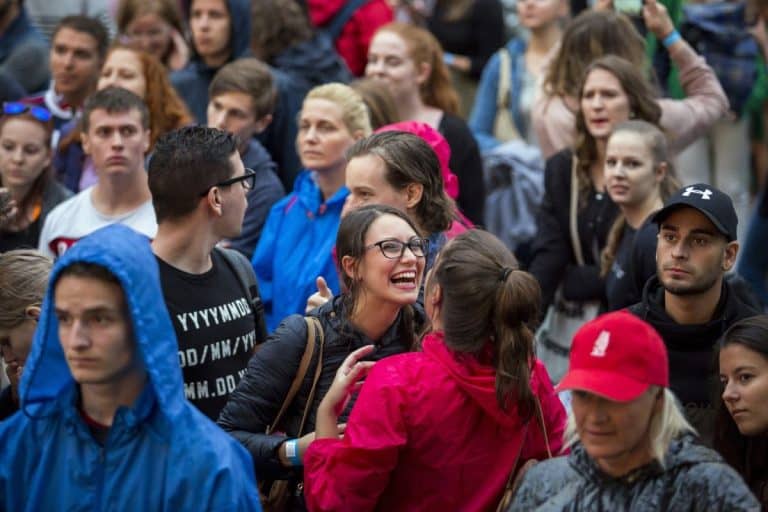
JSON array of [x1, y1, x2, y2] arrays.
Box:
[[643, 0, 675, 41], [315, 345, 376, 439]]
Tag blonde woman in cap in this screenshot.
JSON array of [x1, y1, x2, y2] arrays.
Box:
[[508, 311, 759, 511]]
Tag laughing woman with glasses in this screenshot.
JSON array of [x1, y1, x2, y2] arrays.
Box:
[[218, 204, 427, 512], [0, 104, 72, 252]]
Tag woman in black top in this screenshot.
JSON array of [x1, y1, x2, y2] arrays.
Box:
[[365, 22, 485, 224], [528, 56, 662, 313], [601, 120, 680, 310]]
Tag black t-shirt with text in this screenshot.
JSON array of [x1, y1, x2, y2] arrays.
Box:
[[157, 250, 257, 420]]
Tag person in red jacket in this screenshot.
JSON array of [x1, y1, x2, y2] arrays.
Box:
[[306, 0, 393, 76], [303, 229, 567, 512]]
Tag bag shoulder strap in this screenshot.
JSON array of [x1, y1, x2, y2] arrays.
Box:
[[216, 247, 267, 342], [266, 317, 322, 435], [569, 155, 587, 266], [297, 317, 325, 435], [324, 0, 370, 41], [497, 48, 512, 109]]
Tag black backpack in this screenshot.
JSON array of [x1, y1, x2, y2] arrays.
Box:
[[216, 247, 268, 344]]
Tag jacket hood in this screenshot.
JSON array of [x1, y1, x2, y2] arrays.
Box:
[[307, 0, 348, 26], [189, 0, 251, 67], [292, 169, 349, 213], [20, 224, 185, 419], [422, 331, 531, 428], [272, 35, 352, 87]]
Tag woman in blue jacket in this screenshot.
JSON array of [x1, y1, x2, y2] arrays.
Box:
[[252, 82, 372, 332], [0, 224, 261, 511]]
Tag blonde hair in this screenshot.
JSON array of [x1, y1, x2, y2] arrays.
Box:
[[565, 388, 696, 467], [0, 250, 53, 329], [599, 120, 681, 277], [304, 83, 373, 137]]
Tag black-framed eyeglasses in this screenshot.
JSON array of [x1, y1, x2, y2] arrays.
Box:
[[3, 102, 52, 122], [199, 168, 257, 196], [365, 237, 429, 259]]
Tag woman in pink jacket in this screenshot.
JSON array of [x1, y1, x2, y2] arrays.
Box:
[[303, 229, 567, 511], [534, 3, 728, 160]]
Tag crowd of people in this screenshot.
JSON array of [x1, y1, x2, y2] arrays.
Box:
[[0, 0, 767, 510]]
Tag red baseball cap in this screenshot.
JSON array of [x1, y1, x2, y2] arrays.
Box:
[[555, 311, 669, 402]]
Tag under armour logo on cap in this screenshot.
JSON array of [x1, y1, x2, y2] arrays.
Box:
[[590, 330, 611, 357], [681, 186, 713, 200]]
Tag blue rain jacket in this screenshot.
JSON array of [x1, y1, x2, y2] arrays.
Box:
[[0, 224, 262, 511], [252, 170, 348, 332]]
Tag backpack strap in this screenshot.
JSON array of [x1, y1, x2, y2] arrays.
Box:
[[266, 317, 324, 435], [216, 247, 268, 343], [324, 0, 371, 42]]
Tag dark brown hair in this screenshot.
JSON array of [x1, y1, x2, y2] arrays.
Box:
[[210, 58, 277, 119], [430, 229, 541, 415], [599, 120, 680, 277], [542, 10, 647, 99], [250, 0, 312, 62], [346, 131, 454, 235], [376, 23, 460, 115], [53, 15, 111, 60], [714, 315, 768, 503], [574, 55, 662, 206], [81, 86, 150, 134], [336, 204, 423, 350]]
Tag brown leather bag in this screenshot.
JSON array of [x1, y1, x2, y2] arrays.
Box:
[[496, 398, 553, 511], [260, 317, 325, 512]]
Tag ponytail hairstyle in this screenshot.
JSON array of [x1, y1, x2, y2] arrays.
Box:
[[375, 23, 460, 115], [429, 229, 541, 416], [599, 120, 680, 276]]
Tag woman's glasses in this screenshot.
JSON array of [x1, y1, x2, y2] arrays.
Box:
[[3, 102, 52, 123], [365, 238, 429, 259]]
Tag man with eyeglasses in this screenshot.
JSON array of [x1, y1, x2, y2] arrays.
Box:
[[38, 87, 157, 259], [149, 126, 267, 420]]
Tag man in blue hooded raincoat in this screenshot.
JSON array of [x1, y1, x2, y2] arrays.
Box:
[[0, 224, 262, 511]]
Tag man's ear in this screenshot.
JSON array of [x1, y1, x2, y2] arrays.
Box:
[[253, 114, 273, 134], [81, 132, 91, 156], [404, 183, 424, 210], [205, 187, 224, 216], [723, 241, 739, 271]]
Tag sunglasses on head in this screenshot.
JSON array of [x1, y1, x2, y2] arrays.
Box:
[[3, 102, 52, 123]]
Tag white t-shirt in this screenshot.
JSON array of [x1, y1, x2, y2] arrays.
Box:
[[38, 187, 157, 258]]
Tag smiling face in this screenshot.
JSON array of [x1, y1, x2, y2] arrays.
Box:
[[365, 30, 426, 101], [54, 275, 139, 386], [98, 48, 147, 99], [0, 118, 51, 191], [50, 27, 102, 99], [604, 131, 663, 207], [656, 207, 737, 296], [346, 213, 426, 310], [190, 0, 230, 64], [81, 108, 150, 177], [720, 343, 768, 436], [572, 388, 660, 477], [581, 68, 631, 141], [345, 154, 411, 213], [297, 98, 357, 173]]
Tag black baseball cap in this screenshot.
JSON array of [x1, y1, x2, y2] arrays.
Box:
[[651, 184, 738, 241]]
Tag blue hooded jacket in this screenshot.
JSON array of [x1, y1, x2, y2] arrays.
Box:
[[171, 0, 252, 123], [251, 170, 348, 332], [0, 224, 262, 511]]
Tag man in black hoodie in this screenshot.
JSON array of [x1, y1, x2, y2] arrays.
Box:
[[628, 183, 760, 444]]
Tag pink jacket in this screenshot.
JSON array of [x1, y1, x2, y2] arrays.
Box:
[[303, 332, 567, 512], [533, 40, 730, 159]]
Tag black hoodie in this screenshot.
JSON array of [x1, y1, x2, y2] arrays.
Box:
[[628, 276, 760, 442]]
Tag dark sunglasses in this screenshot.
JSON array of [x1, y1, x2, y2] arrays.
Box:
[[365, 237, 430, 259], [3, 102, 52, 123], [199, 168, 257, 196]]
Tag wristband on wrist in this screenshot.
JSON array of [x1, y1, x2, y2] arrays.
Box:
[[662, 30, 681, 48], [443, 52, 455, 66], [285, 439, 302, 466]]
